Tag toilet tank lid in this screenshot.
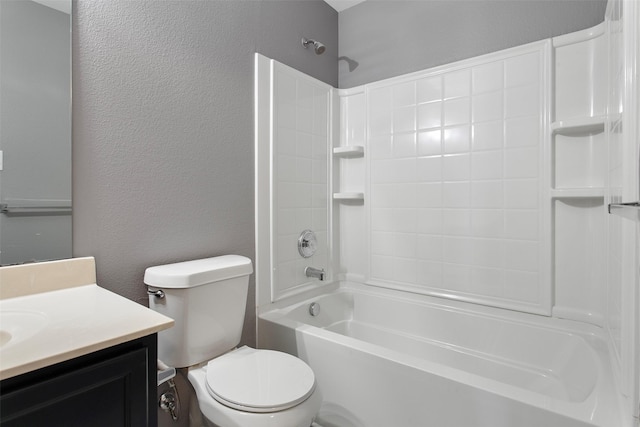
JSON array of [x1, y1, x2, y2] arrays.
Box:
[[143, 255, 253, 289]]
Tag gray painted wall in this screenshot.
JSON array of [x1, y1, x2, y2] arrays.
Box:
[[72, 0, 337, 347], [338, 0, 607, 88]]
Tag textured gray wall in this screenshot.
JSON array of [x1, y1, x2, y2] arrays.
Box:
[[72, 0, 337, 347], [338, 0, 607, 88]]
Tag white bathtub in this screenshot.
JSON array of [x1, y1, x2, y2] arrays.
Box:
[[258, 282, 624, 427]]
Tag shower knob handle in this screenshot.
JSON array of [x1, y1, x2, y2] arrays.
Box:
[[298, 230, 317, 258]]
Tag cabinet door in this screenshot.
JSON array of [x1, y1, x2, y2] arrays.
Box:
[[1, 347, 149, 427]]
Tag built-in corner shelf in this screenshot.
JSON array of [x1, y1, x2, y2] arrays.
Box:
[[333, 192, 364, 201], [608, 202, 640, 222], [550, 188, 605, 198], [551, 116, 606, 135], [333, 146, 365, 158]]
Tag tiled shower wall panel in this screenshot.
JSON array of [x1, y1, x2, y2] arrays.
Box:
[[272, 63, 331, 301], [367, 41, 551, 314]]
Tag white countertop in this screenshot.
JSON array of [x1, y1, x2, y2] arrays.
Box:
[[0, 284, 174, 380]]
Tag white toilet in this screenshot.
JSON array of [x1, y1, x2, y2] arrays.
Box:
[[145, 255, 321, 427]]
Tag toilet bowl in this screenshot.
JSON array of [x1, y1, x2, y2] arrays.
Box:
[[188, 346, 322, 427], [144, 255, 321, 427]]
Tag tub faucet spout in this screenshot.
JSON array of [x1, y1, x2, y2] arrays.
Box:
[[305, 266, 325, 281]]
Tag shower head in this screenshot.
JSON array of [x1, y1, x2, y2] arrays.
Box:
[[302, 38, 326, 55]]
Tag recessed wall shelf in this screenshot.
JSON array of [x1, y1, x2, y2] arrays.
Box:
[[333, 146, 365, 158], [551, 116, 605, 135], [550, 188, 605, 198], [333, 192, 364, 200]]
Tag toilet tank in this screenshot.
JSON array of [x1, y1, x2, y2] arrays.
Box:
[[144, 255, 253, 368]]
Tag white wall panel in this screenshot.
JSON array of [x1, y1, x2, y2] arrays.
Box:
[[270, 61, 333, 302], [362, 41, 551, 314]]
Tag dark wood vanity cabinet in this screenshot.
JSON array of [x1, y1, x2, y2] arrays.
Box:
[[0, 334, 157, 427]]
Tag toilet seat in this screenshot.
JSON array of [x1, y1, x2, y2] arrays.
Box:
[[205, 347, 316, 413]]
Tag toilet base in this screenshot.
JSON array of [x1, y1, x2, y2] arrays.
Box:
[[188, 353, 322, 427]]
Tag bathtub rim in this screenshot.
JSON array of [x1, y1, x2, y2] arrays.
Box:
[[262, 280, 605, 338], [257, 281, 626, 427]]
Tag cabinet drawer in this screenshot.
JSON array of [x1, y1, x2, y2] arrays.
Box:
[[1, 347, 149, 427]]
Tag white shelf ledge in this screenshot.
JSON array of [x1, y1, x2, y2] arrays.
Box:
[[333, 192, 364, 200], [609, 202, 640, 222], [333, 146, 364, 157], [550, 188, 605, 198], [551, 116, 605, 135]]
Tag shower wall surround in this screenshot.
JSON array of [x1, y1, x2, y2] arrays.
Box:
[[273, 63, 332, 301], [336, 27, 612, 325], [255, 56, 334, 305], [551, 27, 607, 325], [339, 42, 553, 315], [259, 25, 611, 324]]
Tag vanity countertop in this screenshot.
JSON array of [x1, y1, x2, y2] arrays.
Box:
[[0, 259, 174, 381]]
